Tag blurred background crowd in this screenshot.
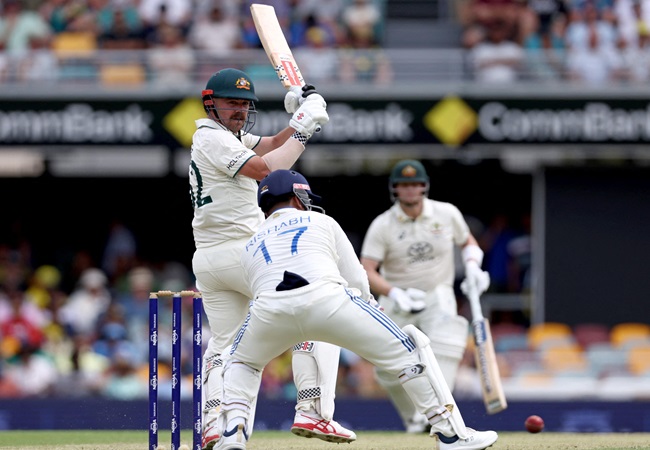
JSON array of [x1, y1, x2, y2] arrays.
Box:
[[1, 0, 650, 85]]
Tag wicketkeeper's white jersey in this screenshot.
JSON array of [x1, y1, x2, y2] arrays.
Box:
[[361, 199, 470, 291], [189, 118, 264, 248], [241, 207, 372, 301]]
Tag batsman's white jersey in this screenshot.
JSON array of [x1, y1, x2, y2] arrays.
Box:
[[361, 199, 470, 292], [242, 207, 372, 300], [190, 118, 263, 248]]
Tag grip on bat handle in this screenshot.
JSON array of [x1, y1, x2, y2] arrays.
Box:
[[301, 84, 322, 132]]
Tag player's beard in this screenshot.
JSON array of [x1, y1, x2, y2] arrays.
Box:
[[223, 114, 246, 133]]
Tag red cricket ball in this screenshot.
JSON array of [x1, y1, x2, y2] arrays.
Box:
[[525, 415, 544, 433]]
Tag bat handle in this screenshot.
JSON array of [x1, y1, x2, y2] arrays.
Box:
[[302, 84, 322, 133]]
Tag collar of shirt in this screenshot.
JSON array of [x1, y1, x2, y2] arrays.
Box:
[[390, 199, 434, 223], [195, 117, 228, 131]]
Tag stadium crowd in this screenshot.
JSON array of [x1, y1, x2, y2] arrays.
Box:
[[1, 0, 650, 84]]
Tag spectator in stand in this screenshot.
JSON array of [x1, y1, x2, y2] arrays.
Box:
[[566, 16, 624, 84], [615, 0, 650, 48], [240, 0, 291, 48], [101, 220, 138, 286], [0, 288, 59, 397], [58, 268, 111, 339], [139, 0, 192, 40], [469, 18, 525, 83], [188, 2, 241, 57], [459, 0, 526, 43], [17, 34, 58, 82], [0, 42, 8, 82], [341, 0, 382, 46], [147, 22, 195, 85], [625, 25, 650, 82], [340, 26, 393, 84], [292, 0, 346, 45], [478, 214, 518, 293], [0, 0, 53, 55], [522, 3, 568, 80], [115, 266, 156, 362], [97, 3, 145, 50], [565, 1, 617, 50], [293, 19, 339, 84]]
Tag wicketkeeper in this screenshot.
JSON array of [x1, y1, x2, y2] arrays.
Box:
[[212, 169, 498, 450]]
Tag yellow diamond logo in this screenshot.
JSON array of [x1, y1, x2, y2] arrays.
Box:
[[164, 98, 205, 148], [424, 96, 477, 147]]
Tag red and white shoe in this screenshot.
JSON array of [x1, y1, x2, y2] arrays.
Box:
[[201, 422, 220, 450], [291, 410, 357, 444]]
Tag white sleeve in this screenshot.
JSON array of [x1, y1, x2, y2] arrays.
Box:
[[359, 216, 385, 262], [333, 221, 372, 301], [449, 204, 471, 246]]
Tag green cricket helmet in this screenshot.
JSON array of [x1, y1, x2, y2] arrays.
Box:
[[389, 159, 430, 201], [202, 68, 258, 133], [203, 68, 259, 101]]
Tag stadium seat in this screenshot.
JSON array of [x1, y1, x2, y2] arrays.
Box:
[[527, 322, 574, 350], [100, 63, 147, 86], [585, 342, 628, 377], [610, 322, 650, 348], [573, 323, 611, 350], [52, 32, 97, 58], [541, 344, 588, 374], [495, 333, 529, 352], [628, 345, 650, 375]]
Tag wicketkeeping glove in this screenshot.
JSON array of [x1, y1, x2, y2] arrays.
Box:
[[284, 84, 326, 114], [290, 101, 329, 138], [388, 287, 427, 314], [461, 261, 490, 296]]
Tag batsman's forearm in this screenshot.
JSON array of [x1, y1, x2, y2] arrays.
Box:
[[261, 136, 305, 171]]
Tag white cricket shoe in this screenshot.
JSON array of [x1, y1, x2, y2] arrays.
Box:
[[291, 410, 357, 443], [433, 428, 498, 450], [213, 423, 248, 450]]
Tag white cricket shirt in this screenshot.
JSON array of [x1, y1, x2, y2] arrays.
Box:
[[241, 207, 372, 300], [361, 199, 470, 291], [189, 118, 263, 248]]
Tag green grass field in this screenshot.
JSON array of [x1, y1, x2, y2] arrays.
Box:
[[0, 430, 649, 450]]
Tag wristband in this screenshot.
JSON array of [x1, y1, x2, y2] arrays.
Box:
[[291, 131, 308, 146], [462, 244, 484, 266]]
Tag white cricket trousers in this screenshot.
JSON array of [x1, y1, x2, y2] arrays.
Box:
[[193, 237, 252, 357], [226, 280, 420, 387]]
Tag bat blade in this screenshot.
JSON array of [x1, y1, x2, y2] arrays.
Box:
[[250, 3, 304, 88], [472, 317, 508, 414]]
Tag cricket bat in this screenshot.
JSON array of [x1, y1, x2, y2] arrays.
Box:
[[466, 283, 508, 414], [250, 3, 321, 131], [250, 3, 306, 89]]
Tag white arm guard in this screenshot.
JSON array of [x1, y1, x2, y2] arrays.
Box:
[[290, 101, 329, 138]]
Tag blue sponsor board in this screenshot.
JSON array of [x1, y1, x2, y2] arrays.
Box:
[[0, 399, 648, 432]]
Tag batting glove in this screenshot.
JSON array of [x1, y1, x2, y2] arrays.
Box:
[[290, 101, 329, 138], [388, 287, 427, 314], [461, 261, 490, 296], [284, 85, 326, 114]]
